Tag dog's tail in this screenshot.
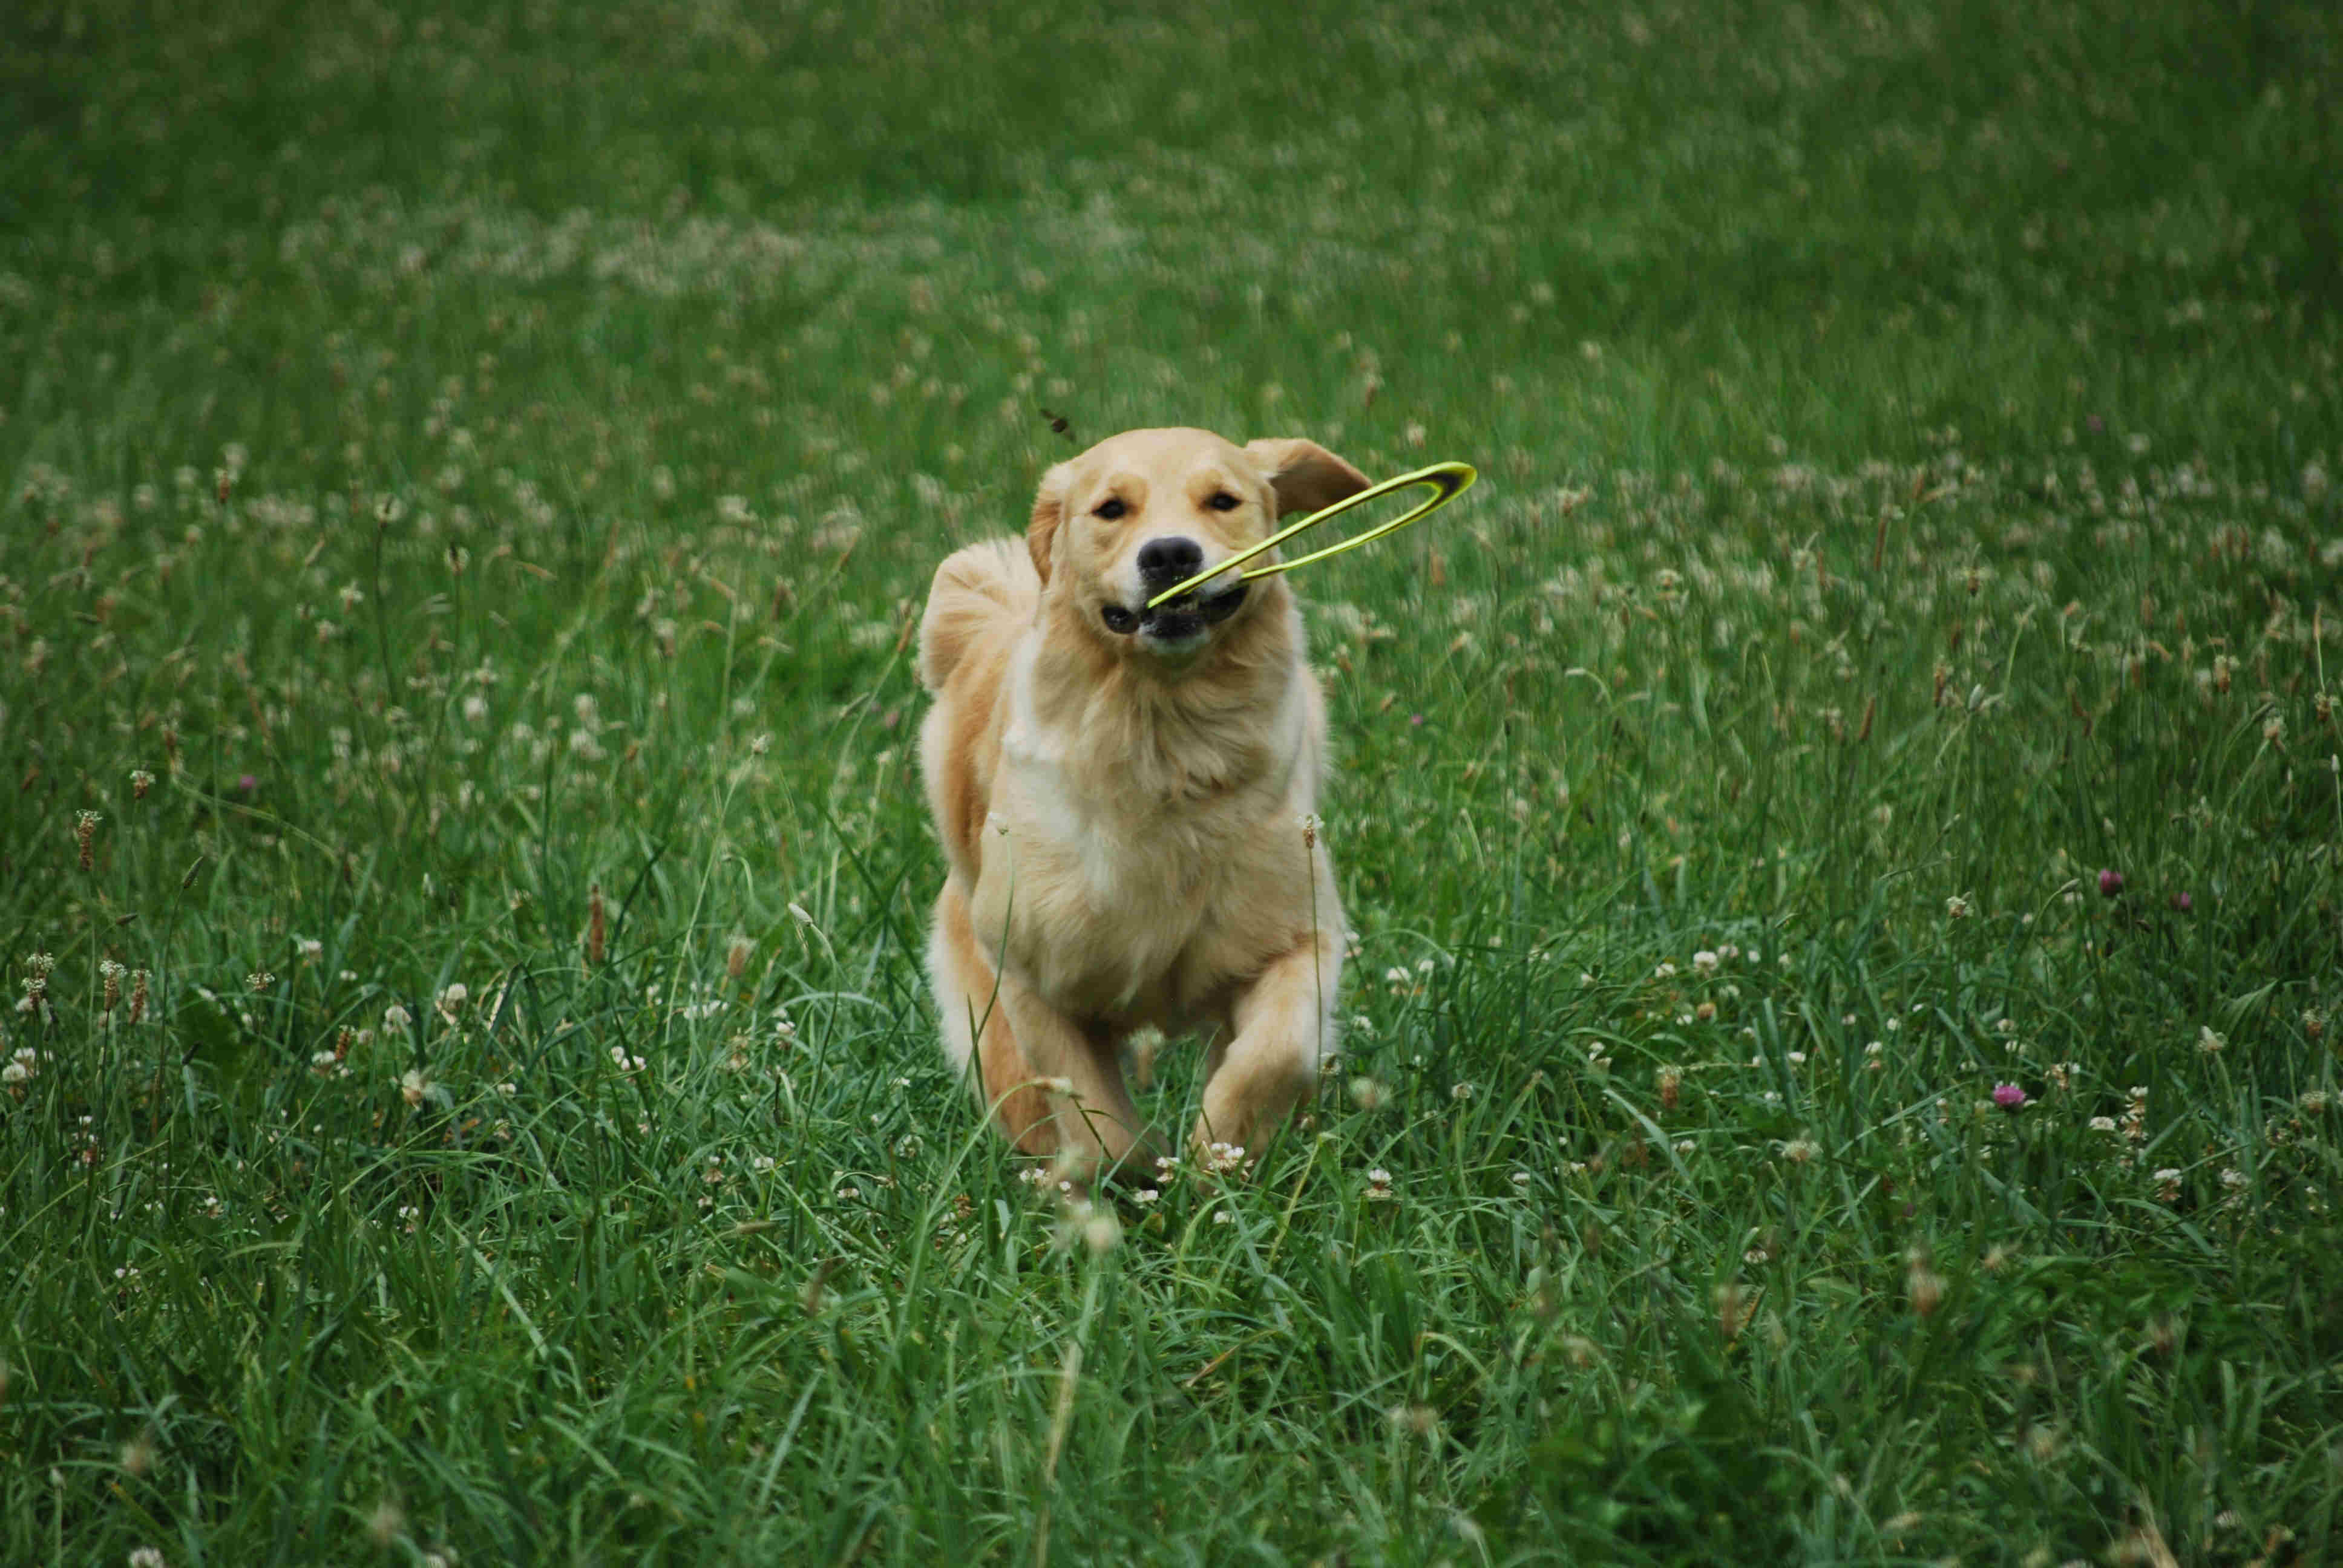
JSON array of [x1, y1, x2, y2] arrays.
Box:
[[918, 538, 1038, 693]]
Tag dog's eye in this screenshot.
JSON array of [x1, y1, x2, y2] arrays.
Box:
[[1093, 498, 1127, 521], [1207, 492, 1240, 512]]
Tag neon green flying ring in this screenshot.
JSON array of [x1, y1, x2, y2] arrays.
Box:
[[1144, 459, 1480, 610]]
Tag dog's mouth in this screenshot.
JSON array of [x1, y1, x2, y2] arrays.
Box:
[[1103, 582, 1248, 641]]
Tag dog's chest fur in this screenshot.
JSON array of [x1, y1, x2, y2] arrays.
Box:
[[980, 649, 1321, 1024]]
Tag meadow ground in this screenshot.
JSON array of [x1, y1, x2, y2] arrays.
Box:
[[4, 0, 2341, 1562]]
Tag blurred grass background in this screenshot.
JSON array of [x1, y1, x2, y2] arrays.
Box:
[[3, 1, 2340, 1563]]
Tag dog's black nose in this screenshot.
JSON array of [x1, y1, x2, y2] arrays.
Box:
[[1136, 536, 1205, 583]]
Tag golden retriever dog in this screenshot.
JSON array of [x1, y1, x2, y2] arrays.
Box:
[[916, 427, 1371, 1175]]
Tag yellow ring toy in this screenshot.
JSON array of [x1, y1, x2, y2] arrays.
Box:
[[1144, 459, 1480, 610]]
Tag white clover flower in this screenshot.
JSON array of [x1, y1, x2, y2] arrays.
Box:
[[1202, 1142, 1249, 1175]]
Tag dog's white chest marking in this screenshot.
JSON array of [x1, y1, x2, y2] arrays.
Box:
[[983, 649, 1309, 1019], [998, 757, 1225, 1007]]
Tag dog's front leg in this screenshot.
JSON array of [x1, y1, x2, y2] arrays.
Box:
[[997, 977, 1155, 1175], [1194, 932, 1342, 1161], [930, 883, 1056, 1152]]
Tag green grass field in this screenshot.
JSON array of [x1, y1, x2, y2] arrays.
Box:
[[5, 0, 2341, 1561]]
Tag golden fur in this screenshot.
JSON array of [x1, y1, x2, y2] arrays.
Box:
[[916, 427, 1370, 1172]]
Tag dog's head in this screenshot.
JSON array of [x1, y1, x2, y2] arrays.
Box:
[[1026, 428, 1369, 667]]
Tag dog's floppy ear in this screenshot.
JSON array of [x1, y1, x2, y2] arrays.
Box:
[[1243, 438, 1371, 518], [1027, 462, 1071, 585]]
